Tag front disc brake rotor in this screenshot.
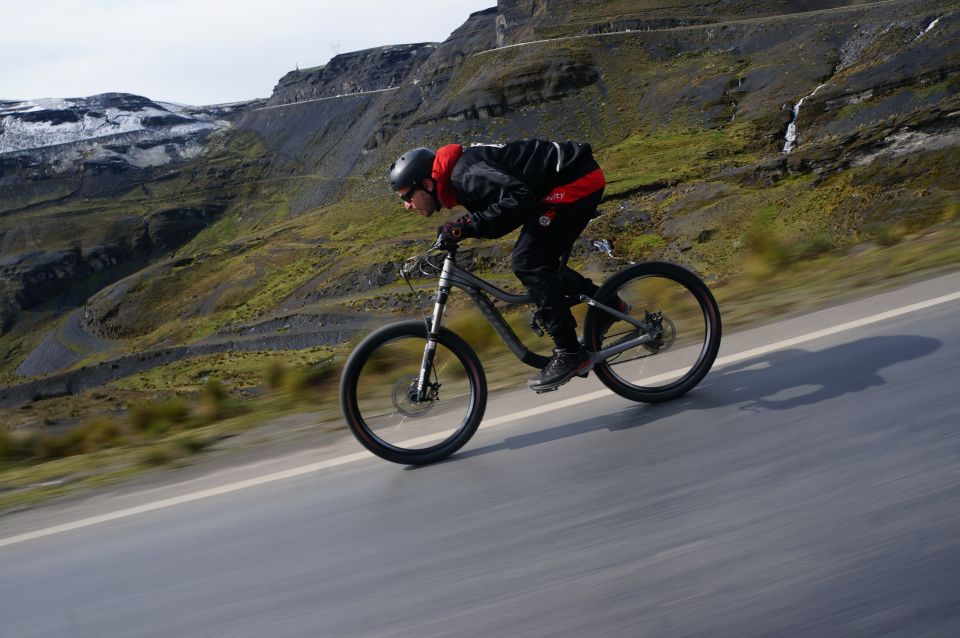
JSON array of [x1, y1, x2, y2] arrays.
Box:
[[392, 377, 434, 418]]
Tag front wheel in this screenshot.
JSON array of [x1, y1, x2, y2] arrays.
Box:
[[583, 262, 721, 403], [340, 321, 487, 465]]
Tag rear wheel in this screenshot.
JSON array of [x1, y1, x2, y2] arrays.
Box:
[[583, 262, 721, 402], [340, 321, 487, 465]]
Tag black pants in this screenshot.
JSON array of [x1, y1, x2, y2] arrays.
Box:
[[512, 188, 604, 352]]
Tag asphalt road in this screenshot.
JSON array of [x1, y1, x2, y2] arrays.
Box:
[[2, 273, 959, 637]]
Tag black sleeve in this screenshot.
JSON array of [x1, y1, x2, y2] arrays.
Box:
[[458, 161, 535, 239]]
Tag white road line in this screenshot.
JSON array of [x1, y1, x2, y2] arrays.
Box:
[[0, 453, 370, 550], [2, 288, 959, 550]]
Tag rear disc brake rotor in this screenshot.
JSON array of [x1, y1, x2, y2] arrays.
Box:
[[644, 313, 676, 353]]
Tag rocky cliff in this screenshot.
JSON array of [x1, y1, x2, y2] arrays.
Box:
[[267, 44, 438, 106]]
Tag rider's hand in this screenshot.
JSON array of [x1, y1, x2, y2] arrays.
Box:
[[438, 217, 477, 242]]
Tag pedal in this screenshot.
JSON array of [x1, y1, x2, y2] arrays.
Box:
[[534, 387, 559, 394]]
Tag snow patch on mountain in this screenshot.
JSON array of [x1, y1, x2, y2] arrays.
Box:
[[0, 93, 230, 155]]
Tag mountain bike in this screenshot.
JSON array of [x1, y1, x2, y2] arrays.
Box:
[[339, 235, 722, 465]]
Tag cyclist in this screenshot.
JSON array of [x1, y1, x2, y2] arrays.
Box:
[[390, 140, 618, 391]]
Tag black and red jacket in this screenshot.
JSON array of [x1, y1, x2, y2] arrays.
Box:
[[431, 140, 605, 239]]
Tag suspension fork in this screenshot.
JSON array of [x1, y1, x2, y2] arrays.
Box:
[[415, 253, 455, 401]]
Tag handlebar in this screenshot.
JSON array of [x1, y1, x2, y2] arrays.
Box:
[[400, 234, 457, 278]]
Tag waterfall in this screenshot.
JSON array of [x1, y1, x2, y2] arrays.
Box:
[[592, 239, 635, 264], [783, 83, 828, 153], [917, 16, 941, 39], [780, 15, 942, 155], [906, 17, 942, 45], [593, 239, 615, 257]]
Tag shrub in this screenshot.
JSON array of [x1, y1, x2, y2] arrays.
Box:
[[745, 221, 789, 269], [129, 396, 191, 435], [0, 428, 32, 461], [201, 378, 227, 403], [872, 224, 906, 247], [944, 199, 960, 221], [281, 367, 310, 396], [265, 360, 289, 390], [140, 447, 172, 467], [265, 359, 339, 401], [0, 418, 125, 464], [741, 205, 792, 279], [32, 431, 80, 460], [198, 379, 229, 423], [789, 236, 833, 261], [80, 417, 124, 453], [303, 360, 338, 387], [176, 436, 213, 454], [0, 429, 12, 460]]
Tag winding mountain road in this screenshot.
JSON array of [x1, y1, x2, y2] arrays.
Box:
[[1, 272, 959, 637]]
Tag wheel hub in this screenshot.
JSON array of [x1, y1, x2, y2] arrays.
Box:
[[641, 311, 676, 353], [392, 377, 438, 417]]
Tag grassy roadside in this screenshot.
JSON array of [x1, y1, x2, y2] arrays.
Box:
[[0, 413, 345, 515], [1, 216, 959, 515]]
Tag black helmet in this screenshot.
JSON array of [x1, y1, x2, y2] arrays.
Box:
[[389, 147, 435, 190]]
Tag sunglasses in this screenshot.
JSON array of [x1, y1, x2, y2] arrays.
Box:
[[399, 184, 420, 203]]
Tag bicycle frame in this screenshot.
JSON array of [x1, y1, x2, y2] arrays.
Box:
[[413, 242, 654, 400]]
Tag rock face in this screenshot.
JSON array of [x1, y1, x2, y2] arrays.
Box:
[[0, 249, 90, 309], [415, 8, 500, 98], [146, 206, 223, 252], [419, 46, 601, 124], [0, 203, 226, 316], [267, 44, 438, 106]]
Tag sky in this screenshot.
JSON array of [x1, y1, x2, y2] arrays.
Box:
[[1, 0, 495, 105]]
